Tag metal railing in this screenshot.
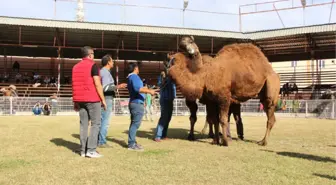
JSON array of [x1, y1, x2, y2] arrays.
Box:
[[0, 97, 334, 119]]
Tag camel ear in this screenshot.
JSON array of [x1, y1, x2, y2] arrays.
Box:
[[190, 36, 195, 41]]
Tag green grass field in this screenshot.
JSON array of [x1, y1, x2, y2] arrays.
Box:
[[0, 115, 335, 185]]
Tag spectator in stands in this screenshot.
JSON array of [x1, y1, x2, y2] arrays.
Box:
[[3, 73, 9, 83], [33, 72, 40, 83], [64, 76, 70, 84], [8, 85, 18, 97], [50, 93, 58, 115], [282, 83, 289, 98], [126, 62, 157, 151], [43, 101, 51, 116], [292, 83, 299, 94], [144, 84, 154, 122], [154, 53, 176, 142], [44, 76, 50, 87], [0, 87, 6, 95], [12, 61, 20, 73], [23, 73, 29, 84], [98, 54, 127, 148], [72, 46, 106, 158], [32, 102, 42, 115], [15, 73, 22, 83], [50, 77, 57, 87]]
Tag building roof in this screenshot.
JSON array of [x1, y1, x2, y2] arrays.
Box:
[[247, 23, 336, 40], [0, 16, 335, 61], [0, 16, 245, 39], [0, 16, 335, 40]]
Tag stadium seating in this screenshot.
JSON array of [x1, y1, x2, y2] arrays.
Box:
[[1, 57, 335, 99]]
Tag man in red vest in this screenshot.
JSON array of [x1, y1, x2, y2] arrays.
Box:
[[72, 46, 107, 158]]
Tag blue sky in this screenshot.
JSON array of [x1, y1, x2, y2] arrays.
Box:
[[0, 0, 335, 32]]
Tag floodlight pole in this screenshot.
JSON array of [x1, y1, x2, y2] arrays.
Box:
[[183, 0, 189, 27], [182, 10, 185, 27], [54, 0, 57, 19], [329, 0, 335, 23]]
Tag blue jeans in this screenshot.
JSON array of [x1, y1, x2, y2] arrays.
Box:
[[33, 108, 42, 115], [98, 97, 113, 145], [155, 99, 174, 139], [128, 102, 144, 147]]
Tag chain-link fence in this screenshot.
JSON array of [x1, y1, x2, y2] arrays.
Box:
[[0, 97, 335, 119]]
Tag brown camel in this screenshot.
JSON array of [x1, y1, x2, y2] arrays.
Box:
[[168, 36, 280, 146]]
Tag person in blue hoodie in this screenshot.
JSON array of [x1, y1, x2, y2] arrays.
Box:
[[126, 62, 157, 151], [154, 54, 176, 142]]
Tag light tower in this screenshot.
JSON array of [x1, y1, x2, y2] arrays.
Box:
[[76, 0, 85, 22], [301, 0, 306, 8]]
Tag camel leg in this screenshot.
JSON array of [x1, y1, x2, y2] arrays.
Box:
[[213, 104, 220, 145], [206, 103, 215, 138], [257, 73, 280, 146], [186, 100, 198, 141], [233, 104, 244, 140], [219, 101, 230, 147]]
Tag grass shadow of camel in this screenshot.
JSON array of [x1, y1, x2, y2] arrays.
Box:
[[123, 128, 204, 141], [313, 173, 336, 181], [260, 149, 336, 163]]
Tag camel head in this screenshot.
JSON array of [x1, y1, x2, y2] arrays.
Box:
[[179, 36, 200, 57]]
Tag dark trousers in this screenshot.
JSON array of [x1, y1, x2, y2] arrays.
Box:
[[155, 99, 174, 139], [228, 103, 244, 139], [128, 103, 145, 147]]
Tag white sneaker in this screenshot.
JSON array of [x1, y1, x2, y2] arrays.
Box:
[[80, 152, 85, 157], [86, 151, 103, 158]]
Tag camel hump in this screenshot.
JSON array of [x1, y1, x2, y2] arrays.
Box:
[[217, 43, 264, 58]]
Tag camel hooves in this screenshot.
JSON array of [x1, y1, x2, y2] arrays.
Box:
[[187, 134, 195, 141], [211, 139, 220, 145], [257, 140, 268, 146], [222, 141, 229, 147]]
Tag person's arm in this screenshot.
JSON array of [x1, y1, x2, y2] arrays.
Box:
[[92, 65, 106, 110], [132, 76, 157, 95], [103, 83, 127, 93], [93, 76, 106, 107]]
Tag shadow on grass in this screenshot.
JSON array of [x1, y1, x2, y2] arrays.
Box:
[[106, 137, 128, 148], [72, 134, 80, 140], [50, 138, 80, 152], [73, 133, 128, 148], [260, 150, 336, 163], [313, 173, 336, 180], [123, 128, 203, 140]]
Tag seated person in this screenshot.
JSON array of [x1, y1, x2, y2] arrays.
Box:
[[43, 102, 51, 116], [32, 102, 42, 115]]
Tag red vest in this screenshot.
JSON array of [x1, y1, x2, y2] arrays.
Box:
[[72, 58, 101, 102]]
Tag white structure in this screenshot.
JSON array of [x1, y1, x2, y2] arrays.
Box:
[[76, 0, 85, 22]]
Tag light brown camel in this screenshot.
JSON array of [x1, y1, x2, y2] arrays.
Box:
[[168, 36, 280, 146]]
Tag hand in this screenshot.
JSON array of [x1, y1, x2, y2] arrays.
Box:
[[148, 89, 158, 96], [102, 101, 107, 111], [117, 83, 127, 89]]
